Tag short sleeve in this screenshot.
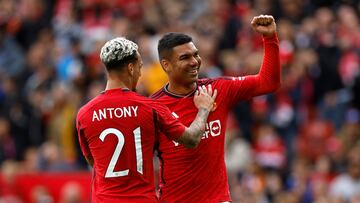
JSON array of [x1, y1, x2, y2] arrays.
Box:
[[153, 103, 186, 141]]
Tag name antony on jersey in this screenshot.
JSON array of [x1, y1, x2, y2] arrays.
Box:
[[92, 106, 138, 122]]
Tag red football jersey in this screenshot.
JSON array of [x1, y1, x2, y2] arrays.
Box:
[[151, 35, 280, 203], [76, 88, 186, 203]]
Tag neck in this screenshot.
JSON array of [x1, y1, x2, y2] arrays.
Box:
[[167, 81, 197, 95], [105, 72, 131, 91]]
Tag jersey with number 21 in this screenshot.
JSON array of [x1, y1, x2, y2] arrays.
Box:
[[76, 88, 185, 203]]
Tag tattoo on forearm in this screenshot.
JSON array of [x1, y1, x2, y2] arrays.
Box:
[[188, 107, 209, 138], [178, 108, 210, 148]]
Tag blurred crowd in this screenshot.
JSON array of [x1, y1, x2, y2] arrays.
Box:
[[0, 0, 360, 202]]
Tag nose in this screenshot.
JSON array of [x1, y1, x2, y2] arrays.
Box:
[[189, 56, 199, 66]]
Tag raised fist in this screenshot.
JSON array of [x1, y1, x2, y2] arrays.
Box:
[[251, 15, 277, 37]]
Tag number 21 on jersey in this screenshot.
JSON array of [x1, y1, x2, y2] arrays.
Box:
[[99, 127, 143, 178]]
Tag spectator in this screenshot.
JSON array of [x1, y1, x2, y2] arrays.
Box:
[[59, 182, 83, 203], [31, 185, 54, 203], [330, 145, 360, 202], [0, 117, 16, 165], [0, 20, 25, 77]]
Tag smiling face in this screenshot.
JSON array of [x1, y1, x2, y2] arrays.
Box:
[[162, 42, 201, 86]]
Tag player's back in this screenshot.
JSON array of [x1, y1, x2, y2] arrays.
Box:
[[76, 88, 159, 203]]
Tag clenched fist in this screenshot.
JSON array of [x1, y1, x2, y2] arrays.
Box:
[[251, 15, 277, 37]]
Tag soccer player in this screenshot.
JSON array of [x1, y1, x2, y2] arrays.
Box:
[[76, 37, 217, 202], [152, 15, 280, 202]]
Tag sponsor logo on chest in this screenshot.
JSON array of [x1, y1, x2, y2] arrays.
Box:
[[172, 118, 222, 146]]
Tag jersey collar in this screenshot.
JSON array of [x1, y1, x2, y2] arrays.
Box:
[[163, 83, 197, 98], [100, 88, 130, 94]]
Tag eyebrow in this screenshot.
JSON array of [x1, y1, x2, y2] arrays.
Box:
[[178, 50, 199, 59]]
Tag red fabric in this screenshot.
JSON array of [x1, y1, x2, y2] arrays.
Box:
[[338, 51, 360, 85], [76, 88, 185, 202], [279, 40, 294, 65], [241, 34, 281, 98], [337, 25, 360, 48], [254, 133, 286, 168]]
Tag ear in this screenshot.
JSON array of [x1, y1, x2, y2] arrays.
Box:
[[161, 59, 171, 73], [127, 63, 134, 76]]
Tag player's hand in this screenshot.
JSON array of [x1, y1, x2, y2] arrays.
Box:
[[194, 84, 217, 112], [251, 14, 276, 37]]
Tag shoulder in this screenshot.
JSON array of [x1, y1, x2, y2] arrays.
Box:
[[132, 91, 156, 102], [141, 96, 170, 114], [76, 96, 101, 121], [197, 78, 216, 86], [197, 77, 241, 85], [202, 76, 246, 85], [150, 87, 166, 99], [130, 91, 166, 110]]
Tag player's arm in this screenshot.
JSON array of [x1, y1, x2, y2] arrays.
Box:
[[176, 85, 217, 148], [242, 15, 280, 96], [76, 118, 94, 167], [84, 155, 94, 167]]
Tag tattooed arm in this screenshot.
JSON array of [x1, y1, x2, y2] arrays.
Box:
[[177, 85, 217, 148]]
